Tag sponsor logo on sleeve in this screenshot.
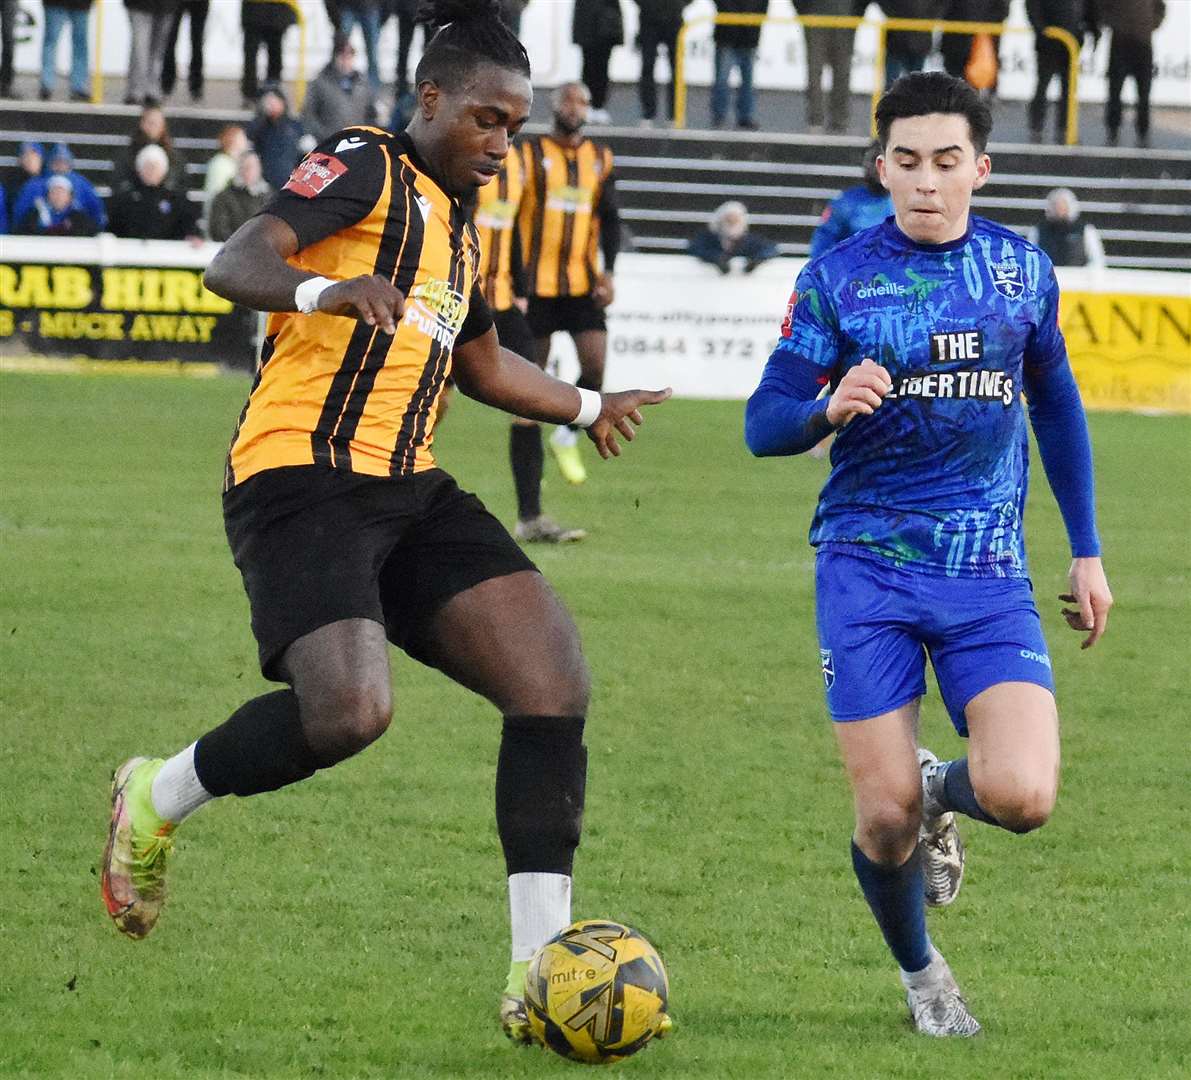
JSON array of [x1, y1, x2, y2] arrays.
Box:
[[780, 289, 799, 338], [283, 153, 349, 198]]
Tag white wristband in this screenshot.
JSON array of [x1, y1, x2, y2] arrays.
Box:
[[294, 276, 335, 314], [572, 387, 602, 428]]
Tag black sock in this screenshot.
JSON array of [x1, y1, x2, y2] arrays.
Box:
[[940, 758, 1001, 826], [851, 841, 932, 973], [496, 715, 586, 875], [193, 690, 326, 797], [509, 424, 543, 521]]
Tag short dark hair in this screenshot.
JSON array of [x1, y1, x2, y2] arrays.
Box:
[[875, 72, 993, 155], [414, 0, 531, 93]]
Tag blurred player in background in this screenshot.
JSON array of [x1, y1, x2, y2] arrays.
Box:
[[473, 141, 586, 543], [519, 81, 620, 486], [808, 140, 892, 259], [746, 72, 1112, 1037], [100, 0, 669, 1044]]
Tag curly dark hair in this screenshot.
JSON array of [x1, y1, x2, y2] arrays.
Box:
[[414, 0, 531, 91]]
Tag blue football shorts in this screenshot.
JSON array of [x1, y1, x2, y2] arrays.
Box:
[[814, 547, 1056, 737]]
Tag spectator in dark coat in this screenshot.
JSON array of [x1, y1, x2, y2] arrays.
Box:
[[114, 104, 182, 190], [241, 0, 295, 105], [40, 0, 93, 101], [572, 0, 623, 122], [0, 0, 17, 98], [12, 142, 107, 231], [636, 0, 690, 126], [939, 0, 1009, 86], [688, 200, 778, 273], [1027, 0, 1092, 143], [208, 151, 271, 241], [107, 143, 200, 241], [1094, 0, 1165, 147], [16, 174, 98, 235], [878, 0, 938, 88], [124, 0, 178, 105], [2, 142, 45, 209], [800, 0, 857, 133], [302, 35, 375, 143], [711, 0, 766, 129], [247, 86, 315, 191], [162, 0, 208, 102]]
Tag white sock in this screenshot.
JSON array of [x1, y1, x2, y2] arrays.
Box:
[[550, 425, 578, 448], [900, 945, 945, 990], [150, 742, 215, 823], [508, 872, 572, 962]]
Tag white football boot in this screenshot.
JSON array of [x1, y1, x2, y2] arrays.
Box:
[[902, 947, 981, 1037], [918, 748, 965, 907]]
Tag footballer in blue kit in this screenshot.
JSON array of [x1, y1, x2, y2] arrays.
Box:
[[747, 73, 1113, 1037]]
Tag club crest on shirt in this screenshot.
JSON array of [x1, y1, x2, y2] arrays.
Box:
[[990, 260, 1024, 300], [820, 648, 835, 690], [283, 153, 348, 199]]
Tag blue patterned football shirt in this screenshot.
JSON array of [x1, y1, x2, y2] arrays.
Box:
[[748, 215, 1099, 578]]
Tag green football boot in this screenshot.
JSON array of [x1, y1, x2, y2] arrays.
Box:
[[549, 440, 588, 485], [499, 959, 535, 1045], [101, 757, 175, 939]]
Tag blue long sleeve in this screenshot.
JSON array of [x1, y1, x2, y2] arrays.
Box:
[[1025, 359, 1101, 557], [745, 346, 835, 456]]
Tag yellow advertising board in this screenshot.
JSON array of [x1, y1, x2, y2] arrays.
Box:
[[1060, 289, 1191, 414]]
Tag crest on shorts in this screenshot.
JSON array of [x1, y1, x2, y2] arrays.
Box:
[[990, 260, 1024, 300], [820, 648, 835, 689]]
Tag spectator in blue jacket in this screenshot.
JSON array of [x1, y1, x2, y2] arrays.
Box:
[[15, 174, 99, 235], [0, 185, 8, 234], [688, 200, 779, 273], [12, 142, 108, 230], [247, 85, 315, 191], [808, 140, 893, 258]]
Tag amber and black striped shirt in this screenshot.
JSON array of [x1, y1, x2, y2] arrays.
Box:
[[473, 146, 526, 313], [225, 127, 493, 489], [518, 134, 619, 299]]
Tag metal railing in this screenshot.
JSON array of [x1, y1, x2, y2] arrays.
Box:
[[674, 14, 1081, 145], [90, 0, 310, 109]]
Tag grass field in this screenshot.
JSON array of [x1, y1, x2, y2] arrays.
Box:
[[1, 370, 1188, 1079]]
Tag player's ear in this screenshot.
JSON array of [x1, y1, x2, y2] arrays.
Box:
[[876, 154, 890, 190], [972, 152, 992, 191], [418, 79, 440, 120]]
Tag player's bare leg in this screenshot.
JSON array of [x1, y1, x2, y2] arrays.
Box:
[[102, 619, 392, 938], [835, 701, 980, 1036], [413, 570, 595, 1044]]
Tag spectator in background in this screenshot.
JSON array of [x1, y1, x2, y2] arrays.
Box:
[[303, 34, 375, 143], [124, 0, 177, 105], [203, 124, 248, 215], [940, 0, 1008, 89], [809, 139, 892, 258], [0, 185, 8, 233], [636, 0, 689, 128], [711, 0, 765, 130], [107, 143, 200, 241], [1029, 187, 1106, 269], [40, 0, 92, 102], [115, 104, 181, 190], [162, 0, 208, 103], [390, 0, 422, 97], [13, 142, 107, 230], [208, 151, 271, 241], [1027, 0, 1092, 144], [2, 142, 45, 207], [16, 174, 98, 236], [1098, 0, 1165, 148], [688, 200, 778, 273], [247, 86, 314, 191], [878, 0, 935, 88], [572, 0, 623, 125], [241, 0, 295, 106], [337, 0, 383, 93], [800, 0, 857, 134], [0, 0, 18, 98]]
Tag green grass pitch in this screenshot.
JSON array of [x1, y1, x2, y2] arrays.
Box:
[[1, 371, 1188, 1079]]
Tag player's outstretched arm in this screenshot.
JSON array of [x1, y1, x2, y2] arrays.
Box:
[[452, 328, 671, 459], [1060, 556, 1113, 649], [203, 214, 405, 333]]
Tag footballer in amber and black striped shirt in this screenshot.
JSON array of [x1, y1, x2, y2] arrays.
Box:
[[100, 3, 669, 1034]]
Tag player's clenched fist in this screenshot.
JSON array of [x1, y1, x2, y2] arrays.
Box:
[[587, 387, 672, 460], [826, 357, 892, 427], [319, 275, 406, 335]]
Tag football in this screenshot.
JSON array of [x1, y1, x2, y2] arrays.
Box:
[[525, 920, 669, 1065]]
